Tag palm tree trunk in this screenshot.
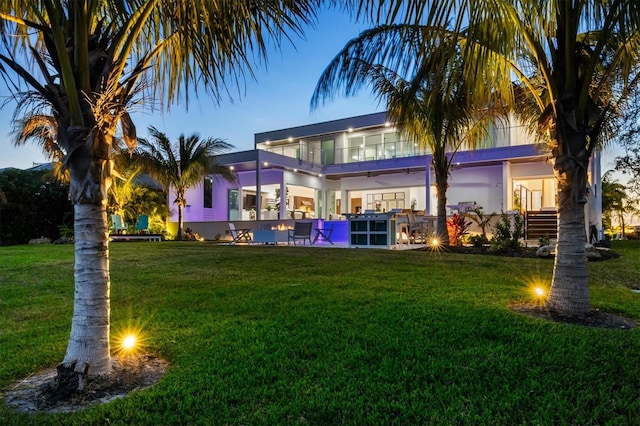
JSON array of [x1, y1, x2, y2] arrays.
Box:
[[58, 203, 111, 388], [433, 157, 450, 246], [547, 201, 590, 313], [177, 203, 184, 240], [436, 182, 449, 245]]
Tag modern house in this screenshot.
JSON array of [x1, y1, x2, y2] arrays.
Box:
[[171, 111, 602, 243]]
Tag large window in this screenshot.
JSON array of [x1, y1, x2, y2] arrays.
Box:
[[203, 177, 213, 208]]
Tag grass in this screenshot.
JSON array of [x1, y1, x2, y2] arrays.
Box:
[[0, 241, 639, 425]]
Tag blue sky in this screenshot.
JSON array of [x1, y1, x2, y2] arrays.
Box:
[[0, 8, 382, 169]]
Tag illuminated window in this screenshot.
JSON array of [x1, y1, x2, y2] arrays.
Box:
[[204, 177, 213, 208]]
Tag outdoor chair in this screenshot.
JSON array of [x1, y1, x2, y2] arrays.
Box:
[[111, 214, 128, 234], [288, 221, 313, 245], [228, 223, 252, 245], [134, 214, 149, 234], [312, 223, 334, 245]]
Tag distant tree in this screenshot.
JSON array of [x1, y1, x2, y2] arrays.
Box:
[[0, 168, 72, 245], [614, 93, 640, 200], [137, 127, 235, 240], [601, 172, 639, 238]]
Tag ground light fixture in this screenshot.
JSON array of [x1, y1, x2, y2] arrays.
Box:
[[114, 327, 146, 357], [523, 277, 549, 306], [122, 335, 137, 351]]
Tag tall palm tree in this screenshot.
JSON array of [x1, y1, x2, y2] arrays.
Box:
[[0, 0, 319, 386], [137, 126, 235, 240], [312, 25, 502, 245], [348, 0, 640, 314]]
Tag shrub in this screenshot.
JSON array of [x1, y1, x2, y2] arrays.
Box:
[[538, 234, 551, 248], [489, 212, 524, 253], [468, 233, 490, 247]]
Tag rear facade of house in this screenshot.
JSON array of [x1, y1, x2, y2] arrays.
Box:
[[169, 111, 602, 242]]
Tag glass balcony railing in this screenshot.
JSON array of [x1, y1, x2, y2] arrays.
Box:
[[261, 140, 430, 166]]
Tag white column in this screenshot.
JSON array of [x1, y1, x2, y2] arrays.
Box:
[[341, 189, 349, 215], [590, 148, 603, 240], [279, 178, 286, 220], [502, 161, 511, 211], [256, 153, 262, 221], [425, 165, 431, 215]]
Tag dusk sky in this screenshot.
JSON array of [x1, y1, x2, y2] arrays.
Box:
[[0, 7, 623, 173], [0, 8, 382, 169]]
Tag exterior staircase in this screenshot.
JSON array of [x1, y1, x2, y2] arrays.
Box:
[[525, 210, 558, 240]]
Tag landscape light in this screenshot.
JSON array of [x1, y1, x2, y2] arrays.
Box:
[[115, 326, 146, 357], [122, 334, 137, 351]]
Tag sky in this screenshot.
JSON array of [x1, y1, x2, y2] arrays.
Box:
[[0, 7, 625, 174], [0, 8, 383, 170]]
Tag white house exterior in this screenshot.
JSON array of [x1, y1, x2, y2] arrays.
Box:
[[170, 111, 602, 242]]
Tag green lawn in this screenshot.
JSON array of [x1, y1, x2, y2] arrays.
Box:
[[1, 241, 639, 425]]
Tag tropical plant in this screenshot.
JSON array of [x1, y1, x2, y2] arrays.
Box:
[[466, 207, 498, 241], [0, 0, 319, 388], [601, 171, 639, 238], [348, 0, 640, 314], [312, 25, 502, 245], [446, 213, 471, 246], [137, 127, 235, 240]]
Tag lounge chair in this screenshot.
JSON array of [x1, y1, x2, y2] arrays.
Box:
[[134, 214, 149, 234], [111, 214, 128, 234], [229, 223, 252, 244], [288, 221, 313, 245]]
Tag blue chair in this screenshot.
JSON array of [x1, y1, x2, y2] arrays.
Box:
[[134, 214, 149, 234], [111, 214, 128, 234]]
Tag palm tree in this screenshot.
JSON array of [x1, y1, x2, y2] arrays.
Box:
[[602, 171, 638, 238], [137, 126, 235, 240], [0, 0, 319, 386], [312, 25, 502, 245], [348, 1, 640, 314]]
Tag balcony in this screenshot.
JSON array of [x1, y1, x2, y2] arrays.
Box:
[[261, 140, 430, 166]]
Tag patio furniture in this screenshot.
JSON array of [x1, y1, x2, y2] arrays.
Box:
[[288, 221, 313, 245], [228, 223, 252, 245], [312, 224, 334, 245], [134, 214, 149, 234], [111, 214, 128, 234]]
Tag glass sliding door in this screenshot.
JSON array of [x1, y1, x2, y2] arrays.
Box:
[[228, 189, 239, 220], [321, 139, 335, 165]]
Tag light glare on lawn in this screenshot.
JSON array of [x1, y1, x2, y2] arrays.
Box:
[[523, 276, 549, 305], [115, 327, 146, 357], [122, 334, 137, 351]]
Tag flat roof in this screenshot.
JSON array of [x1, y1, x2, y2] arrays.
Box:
[[254, 111, 388, 145]]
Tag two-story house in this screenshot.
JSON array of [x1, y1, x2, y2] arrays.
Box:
[[170, 111, 602, 242]]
